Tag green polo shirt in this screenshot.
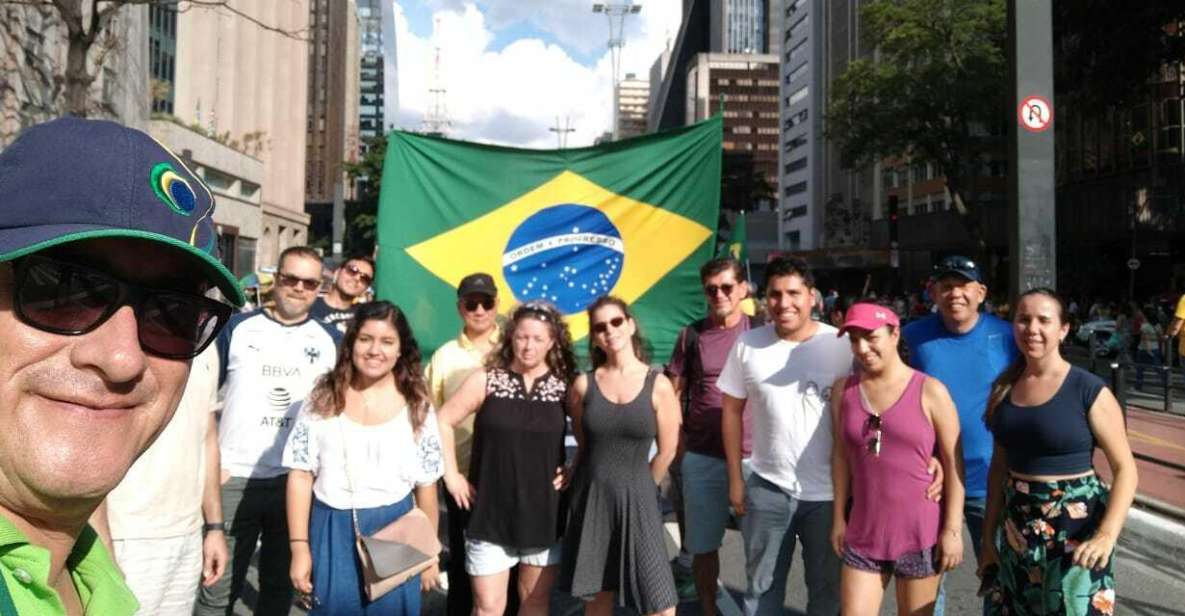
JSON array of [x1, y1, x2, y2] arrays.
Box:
[[0, 514, 137, 615]]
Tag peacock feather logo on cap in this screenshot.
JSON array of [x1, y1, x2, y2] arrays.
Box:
[[150, 162, 197, 216]]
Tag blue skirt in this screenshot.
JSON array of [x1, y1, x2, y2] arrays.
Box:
[[309, 494, 421, 615]]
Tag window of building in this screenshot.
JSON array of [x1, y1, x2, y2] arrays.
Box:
[[757, 127, 778, 135], [786, 62, 808, 85], [783, 108, 808, 131], [785, 39, 807, 66], [732, 126, 751, 134], [784, 181, 807, 196], [203, 168, 234, 191], [784, 157, 807, 175], [240, 181, 260, 199], [788, 85, 808, 107], [785, 134, 808, 153], [785, 229, 802, 249]]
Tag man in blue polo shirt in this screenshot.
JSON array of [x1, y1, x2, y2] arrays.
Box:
[[902, 256, 1018, 616]]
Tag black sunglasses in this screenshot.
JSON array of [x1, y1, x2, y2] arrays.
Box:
[[13, 255, 233, 359], [463, 297, 495, 312], [343, 263, 373, 285], [867, 414, 882, 457], [277, 272, 321, 291], [704, 283, 736, 297], [591, 315, 626, 335]]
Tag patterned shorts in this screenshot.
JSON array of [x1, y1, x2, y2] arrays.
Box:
[[842, 544, 939, 579], [987, 474, 1115, 615]]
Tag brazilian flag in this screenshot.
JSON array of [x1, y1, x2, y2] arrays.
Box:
[[374, 117, 722, 361]]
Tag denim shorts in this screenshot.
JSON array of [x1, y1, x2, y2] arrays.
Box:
[[681, 451, 751, 555], [842, 544, 939, 579]]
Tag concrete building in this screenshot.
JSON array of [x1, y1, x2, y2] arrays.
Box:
[[171, 0, 313, 269], [357, 0, 386, 144], [686, 52, 781, 204], [381, 0, 400, 132], [614, 74, 650, 140], [1, 4, 150, 146], [776, 0, 823, 250]]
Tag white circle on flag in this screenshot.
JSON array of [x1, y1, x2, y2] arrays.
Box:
[[1018, 95, 1053, 132]]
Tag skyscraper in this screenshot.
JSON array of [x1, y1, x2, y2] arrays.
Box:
[[356, 0, 385, 144]]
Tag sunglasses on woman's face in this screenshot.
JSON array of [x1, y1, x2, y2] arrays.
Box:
[[590, 316, 626, 335], [12, 255, 233, 359]]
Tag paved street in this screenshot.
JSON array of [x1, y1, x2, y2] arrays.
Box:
[[247, 508, 1185, 615]]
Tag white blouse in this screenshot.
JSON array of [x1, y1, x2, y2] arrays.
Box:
[[282, 400, 444, 510]]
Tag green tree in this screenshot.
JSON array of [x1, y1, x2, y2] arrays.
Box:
[[342, 133, 387, 256], [825, 0, 1007, 253]]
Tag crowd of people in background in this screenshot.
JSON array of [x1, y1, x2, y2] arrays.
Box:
[[0, 119, 1148, 616]]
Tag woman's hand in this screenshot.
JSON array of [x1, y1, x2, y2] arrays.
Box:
[[444, 472, 476, 510], [977, 539, 1000, 579], [937, 527, 963, 572], [553, 465, 573, 491], [420, 562, 442, 593], [830, 519, 846, 558], [289, 542, 314, 604], [1072, 529, 1116, 571]]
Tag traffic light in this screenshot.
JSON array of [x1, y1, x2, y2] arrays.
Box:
[[887, 195, 899, 245]]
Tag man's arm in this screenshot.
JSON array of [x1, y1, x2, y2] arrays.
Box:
[[722, 393, 747, 515], [200, 411, 229, 587]]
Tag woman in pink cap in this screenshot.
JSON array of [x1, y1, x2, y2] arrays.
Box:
[[828, 301, 965, 615]]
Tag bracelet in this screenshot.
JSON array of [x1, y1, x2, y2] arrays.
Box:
[[202, 522, 225, 533], [289, 538, 310, 543]]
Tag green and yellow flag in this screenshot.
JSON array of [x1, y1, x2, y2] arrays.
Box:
[[374, 117, 722, 360]]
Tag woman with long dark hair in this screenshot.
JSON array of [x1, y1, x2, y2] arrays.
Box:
[[438, 300, 577, 616], [980, 288, 1137, 615], [283, 300, 443, 614], [559, 295, 681, 616]]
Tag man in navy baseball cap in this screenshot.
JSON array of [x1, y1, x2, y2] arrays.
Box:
[[0, 117, 243, 614]]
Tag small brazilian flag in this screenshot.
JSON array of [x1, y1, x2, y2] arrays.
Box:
[[375, 117, 722, 361]]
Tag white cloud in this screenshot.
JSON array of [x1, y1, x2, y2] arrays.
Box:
[[393, 0, 681, 148]]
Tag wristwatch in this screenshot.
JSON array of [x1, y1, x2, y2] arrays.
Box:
[[202, 522, 226, 533]]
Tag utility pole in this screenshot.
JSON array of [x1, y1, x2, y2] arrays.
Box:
[[549, 116, 575, 149], [1007, 0, 1057, 295]]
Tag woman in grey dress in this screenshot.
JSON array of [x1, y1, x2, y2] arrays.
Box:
[[559, 296, 681, 616]]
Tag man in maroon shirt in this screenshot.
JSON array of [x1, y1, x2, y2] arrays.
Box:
[[666, 258, 760, 616]]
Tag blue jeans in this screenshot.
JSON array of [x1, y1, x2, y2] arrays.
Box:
[[1135, 350, 1164, 389], [934, 497, 988, 616], [740, 474, 840, 616]]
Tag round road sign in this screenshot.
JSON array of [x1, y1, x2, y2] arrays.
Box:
[[1018, 95, 1053, 132], [1127, 258, 1141, 271]]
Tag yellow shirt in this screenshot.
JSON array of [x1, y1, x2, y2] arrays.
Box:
[[1175, 295, 1185, 356], [424, 327, 499, 475]]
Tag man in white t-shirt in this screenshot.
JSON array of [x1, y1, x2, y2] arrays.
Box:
[[719, 257, 852, 616], [195, 246, 340, 616], [105, 345, 226, 615]]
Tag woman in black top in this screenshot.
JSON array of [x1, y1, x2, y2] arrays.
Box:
[[439, 301, 577, 616], [980, 288, 1137, 615]]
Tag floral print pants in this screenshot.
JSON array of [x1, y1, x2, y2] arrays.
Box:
[[987, 475, 1115, 616]]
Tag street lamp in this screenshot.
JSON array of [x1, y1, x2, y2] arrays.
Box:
[[592, 2, 642, 86]]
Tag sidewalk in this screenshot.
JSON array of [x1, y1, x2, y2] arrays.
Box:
[[1095, 406, 1185, 515]]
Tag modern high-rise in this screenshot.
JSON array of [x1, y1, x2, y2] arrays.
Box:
[[614, 74, 650, 140], [776, 0, 824, 250], [710, 0, 777, 55], [381, 0, 399, 132], [306, 0, 361, 206], [356, 0, 386, 144]]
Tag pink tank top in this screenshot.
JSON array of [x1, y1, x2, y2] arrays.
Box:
[[840, 370, 940, 560]]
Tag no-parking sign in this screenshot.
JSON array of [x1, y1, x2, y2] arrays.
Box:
[[1018, 95, 1053, 132]]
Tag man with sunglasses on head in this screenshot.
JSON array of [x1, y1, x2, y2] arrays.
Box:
[[423, 272, 502, 616], [195, 245, 340, 616], [665, 257, 761, 615], [901, 255, 1018, 616], [0, 118, 242, 615], [309, 254, 374, 333]]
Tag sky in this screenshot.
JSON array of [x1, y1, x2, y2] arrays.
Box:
[[388, 0, 682, 149]]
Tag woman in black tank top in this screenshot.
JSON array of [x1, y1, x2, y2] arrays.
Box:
[[558, 296, 681, 616], [980, 289, 1137, 616], [438, 301, 577, 616]]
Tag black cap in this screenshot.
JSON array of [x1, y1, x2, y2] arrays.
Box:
[[457, 272, 497, 298], [934, 255, 982, 283]]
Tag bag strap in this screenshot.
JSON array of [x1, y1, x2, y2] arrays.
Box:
[[0, 572, 18, 616], [338, 420, 363, 540]]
